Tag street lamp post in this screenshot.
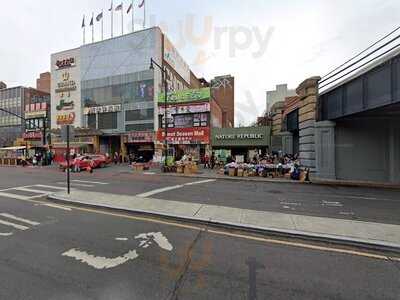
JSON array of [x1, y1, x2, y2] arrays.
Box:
[[150, 58, 168, 172]]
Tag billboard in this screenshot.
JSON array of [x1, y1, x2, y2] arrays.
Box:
[[158, 102, 210, 115], [158, 87, 211, 104], [51, 48, 82, 128], [163, 35, 190, 84]]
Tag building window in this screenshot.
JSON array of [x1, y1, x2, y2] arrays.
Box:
[[98, 112, 118, 130], [125, 123, 153, 132], [125, 108, 154, 121], [87, 114, 96, 129]]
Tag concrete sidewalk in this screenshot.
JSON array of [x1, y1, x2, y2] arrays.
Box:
[[48, 190, 400, 251]]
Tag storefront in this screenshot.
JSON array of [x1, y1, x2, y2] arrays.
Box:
[[123, 131, 155, 162], [50, 128, 101, 162], [156, 127, 210, 162], [211, 126, 271, 163]]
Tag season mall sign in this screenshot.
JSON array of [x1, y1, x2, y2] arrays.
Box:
[[158, 88, 210, 105], [157, 128, 210, 144]]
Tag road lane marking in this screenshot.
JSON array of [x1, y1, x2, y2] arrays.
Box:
[[13, 187, 53, 195], [35, 185, 66, 191], [136, 185, 185, 198], [0, 213, 40, 226], [0, 192, 31, 200], [0, 219, 29, 230], [136, 179, 217, 198], [0, 232, 13, 236], [41, 203, 72, 211], [184, 179, 216, 186], [56, 182, 94, 187], [72, 180, 109, 185], [63, 232, 173, 270]]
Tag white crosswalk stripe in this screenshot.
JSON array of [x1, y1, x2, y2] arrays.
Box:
[[0, 213, 40, 226], [0, 213, 41, 237], [0, 181, 109, 202]]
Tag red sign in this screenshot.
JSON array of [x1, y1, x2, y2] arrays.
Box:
[[157, 127, 210, 144], [124, 131, 154, 143], [23, 131, 43, 140]]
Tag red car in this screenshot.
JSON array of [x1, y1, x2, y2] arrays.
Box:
[[59, 156, 95, 172], [86, 154, 111, 168]]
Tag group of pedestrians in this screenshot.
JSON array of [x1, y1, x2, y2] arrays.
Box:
[[203, 152, 216, 169]]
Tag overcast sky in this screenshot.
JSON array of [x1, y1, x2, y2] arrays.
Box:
[[1, 0, 399, 125]]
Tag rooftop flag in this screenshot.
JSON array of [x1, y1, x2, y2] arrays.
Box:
[[108, 1, 113, 11], [90, 16, 94, 26], [82, 16, 85, 28], [138, 0, 145, 8], [115, 3, 123, 11], [127, 3, 133, 14], [96, 12, 103, 22]]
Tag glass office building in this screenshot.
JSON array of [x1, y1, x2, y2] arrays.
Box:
[[0, 87, 24, 147]]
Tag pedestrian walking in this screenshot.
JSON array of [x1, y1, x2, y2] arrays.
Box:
[[113, 152, 119, 165], [210, 152, 215, 169], [204, 154, 210, 169]]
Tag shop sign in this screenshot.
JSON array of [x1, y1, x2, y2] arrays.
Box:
[[56, 57, 75, 70], [158, 88, 210, 104], [124, 131, 154, 143], [158, 102, 210, 115], [215, 133, 264, 140], [25, 102, 47, 118], [83, 104, 122, 115], [56, 112, 75, 125], [157, 128, 210, 144], [23, 131, 43, 140], [55, 72, 77, 93]]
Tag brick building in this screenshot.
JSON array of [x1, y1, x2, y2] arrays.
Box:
[[211, 75, 235, 128], [36, 72, 51, 93]]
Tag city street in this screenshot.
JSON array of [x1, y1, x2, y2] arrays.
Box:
[[0, 166, 399, 299]]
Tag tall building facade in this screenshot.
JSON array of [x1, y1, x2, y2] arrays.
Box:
[[50, 27, 198, 158], [211, 75, 235, 128], [266, 84, 296, 114]]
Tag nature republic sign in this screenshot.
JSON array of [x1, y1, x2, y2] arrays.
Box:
[[158, 87, 210, 105]]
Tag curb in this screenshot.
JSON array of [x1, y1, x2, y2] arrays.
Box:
[[48, 193, 400, 254], [146, 171, 400, 189]]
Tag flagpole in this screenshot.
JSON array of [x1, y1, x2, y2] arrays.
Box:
[[143, 1, 146, 29], [101, 9, 104, 40], [111, 1, 114, 38], [92, 12, 94, 43], [131, 0, 135, 32], [83, 15, 86, 45], [121, 5, 124, 35]]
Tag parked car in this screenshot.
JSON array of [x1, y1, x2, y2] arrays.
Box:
[[59, 155, 95, 172], [85, 154, 111, 168]]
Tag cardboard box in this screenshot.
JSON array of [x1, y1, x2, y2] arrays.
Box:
[[228, 168, 236, 177], [237, 169, 244, 177]]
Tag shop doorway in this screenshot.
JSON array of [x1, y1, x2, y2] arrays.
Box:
[[100, 136, 121, 155], [126, 143, 154, 162]]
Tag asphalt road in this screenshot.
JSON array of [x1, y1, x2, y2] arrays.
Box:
[[1, 165, 400, 224], [0, 165, 399, 299], [0, 189, 399, 299]]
